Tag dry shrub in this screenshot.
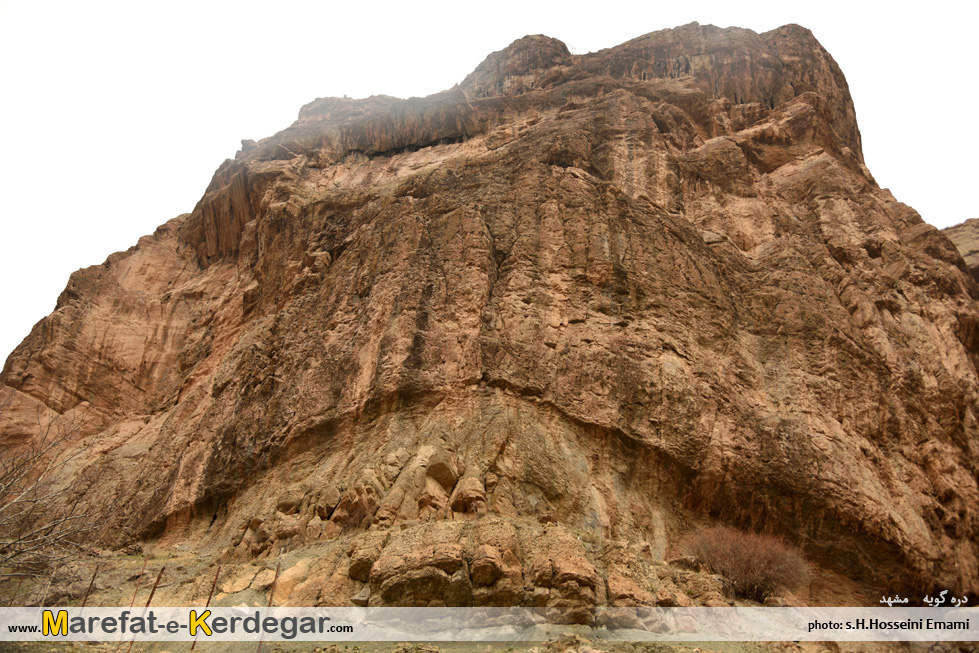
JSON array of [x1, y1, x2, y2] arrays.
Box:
[[0, 404, 104, 596], [687, 525, 809, 602]]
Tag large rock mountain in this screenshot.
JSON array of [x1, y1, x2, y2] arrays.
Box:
[[2, 23, 977, 606]]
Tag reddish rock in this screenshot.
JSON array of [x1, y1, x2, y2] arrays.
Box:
[[310, 485, 341, 521], [449, 476, 486, 513], [426, 450, 464, 492], [331, 471, 385, 532], [367, 544, 470, 606], [606, 574, 654, 607], [347, 531, 389, 583], [471, 545, 504, 586]]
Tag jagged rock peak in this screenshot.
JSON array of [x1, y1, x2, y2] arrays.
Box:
[[287, 23, 861, 160], [581, 22, 861, 161], [460, 34, 573, 99]]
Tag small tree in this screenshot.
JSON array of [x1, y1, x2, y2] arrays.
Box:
[[0, 403, 103, 600], [687, 524, 809, 602]]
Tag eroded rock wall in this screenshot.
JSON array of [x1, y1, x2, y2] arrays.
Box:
[[2, 22, 978, 603]]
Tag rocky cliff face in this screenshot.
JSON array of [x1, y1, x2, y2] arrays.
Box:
[[3, 23, 978, 607], [944, 218, 979, 283]]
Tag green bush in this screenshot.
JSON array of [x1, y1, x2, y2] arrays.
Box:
[[687, 525, 809, 602]]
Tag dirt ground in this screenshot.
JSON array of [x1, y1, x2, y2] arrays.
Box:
[[2, 635, 977, 653]]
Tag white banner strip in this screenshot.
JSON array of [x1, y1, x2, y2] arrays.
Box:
[[0, 607, 975, 642]]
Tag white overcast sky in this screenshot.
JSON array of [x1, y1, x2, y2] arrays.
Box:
[[1, 1, 976, 365]]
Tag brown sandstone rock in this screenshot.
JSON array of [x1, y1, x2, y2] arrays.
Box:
[[449, 476, 486, 514], [332, 471, 385, 532], [274, 558, 311, 603], [310, 485, 341, 520], [530, 529, 600, 622], [1, 22, 978, 606], [250, 568, 276, 591], [221, 566, 260, 594], [347, 530, 390, 583], [606, 573, 654, 607], [367, 544, 470, 607], [943, 218, 979, 283], [471, 544, 504, 586], [427, 450, 464, 492]]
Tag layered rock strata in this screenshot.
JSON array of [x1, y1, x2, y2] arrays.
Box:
[[944, 218, 979, 283]]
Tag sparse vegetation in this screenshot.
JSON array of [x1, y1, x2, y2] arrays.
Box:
[[686, 525, 809, 602], [0, 404, 104, 602]]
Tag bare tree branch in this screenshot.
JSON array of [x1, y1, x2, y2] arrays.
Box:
[[0, 398, 106, 589]]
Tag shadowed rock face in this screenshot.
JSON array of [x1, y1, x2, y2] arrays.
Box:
[[3, 22, 978, 606]]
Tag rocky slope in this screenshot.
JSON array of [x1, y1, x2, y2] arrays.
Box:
[[944, 218, 979, 283], [2, 22, 978, 609]]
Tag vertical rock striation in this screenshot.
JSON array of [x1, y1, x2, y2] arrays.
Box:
[[2, 23, 978, 605]]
